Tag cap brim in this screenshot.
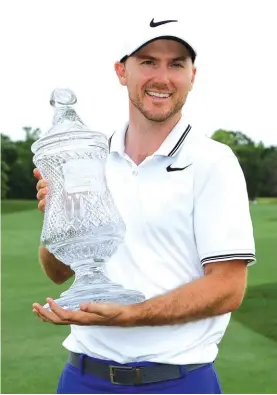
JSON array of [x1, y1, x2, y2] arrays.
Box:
[[120, 36, 197, 63]]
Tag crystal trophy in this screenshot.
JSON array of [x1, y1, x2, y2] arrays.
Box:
[[31, 88, 145, 311]]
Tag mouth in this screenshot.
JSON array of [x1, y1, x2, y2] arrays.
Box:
[[145, 91, 172, 99]]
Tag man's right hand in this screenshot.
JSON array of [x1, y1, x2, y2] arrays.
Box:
[[34, 168, 48, 212]]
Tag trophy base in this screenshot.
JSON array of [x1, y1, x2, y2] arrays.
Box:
[[43, 283, 145, 311]]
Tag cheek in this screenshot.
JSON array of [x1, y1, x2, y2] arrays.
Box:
[[174, 76, 193, 95], [128, 67, 153, 84], [126, 75, 149, 96]]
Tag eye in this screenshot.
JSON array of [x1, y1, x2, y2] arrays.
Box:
[[171, 63, 184, 68], [141, 60, 155, 66]]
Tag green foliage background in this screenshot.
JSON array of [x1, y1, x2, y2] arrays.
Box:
[[1, 128, 277, 201]]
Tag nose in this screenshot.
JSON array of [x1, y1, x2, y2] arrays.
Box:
[[150, 64, 171, 87]]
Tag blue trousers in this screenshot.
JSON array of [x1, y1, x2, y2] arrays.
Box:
[[57, 355, 222, 394]]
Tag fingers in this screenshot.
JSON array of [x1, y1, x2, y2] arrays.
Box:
[[36, 178, 47, 192], [32, 301, 72, 325], [32, 307, 51, 322], [36, 186, 48, 200], [45, 299, 89, 325], [46, 298, 75, 321], [32, 299, 104, 326], [35, 176, 48, 212], [38, 199, 46, 212], [36, 188, 47, 213], [33, 168, 42, 180]]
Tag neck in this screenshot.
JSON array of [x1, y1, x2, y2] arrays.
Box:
[[125, 105, 182, 165]]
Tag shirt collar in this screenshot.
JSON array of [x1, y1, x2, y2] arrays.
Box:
[[109, 121, 128, 157], [109, 114, 192, 157]]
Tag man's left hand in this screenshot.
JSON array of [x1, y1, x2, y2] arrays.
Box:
[[32, 298, 128, 326]]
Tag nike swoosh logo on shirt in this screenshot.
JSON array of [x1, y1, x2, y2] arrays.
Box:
[[150, 18, 178, 28], [166, 164, 193, 172]]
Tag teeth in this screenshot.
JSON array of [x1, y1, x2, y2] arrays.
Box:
[[147, 91, 171, 98]]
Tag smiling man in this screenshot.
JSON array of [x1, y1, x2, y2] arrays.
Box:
[[33, 18, 256, 394], [118, 40, 195, 123]]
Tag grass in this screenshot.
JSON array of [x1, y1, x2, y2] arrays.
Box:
[[1, 199, 277, 393], [215, 201, 277, 393], [256, 197, 277, 204]]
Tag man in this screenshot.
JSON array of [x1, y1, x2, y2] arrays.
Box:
[[33, 18, 256, 394]]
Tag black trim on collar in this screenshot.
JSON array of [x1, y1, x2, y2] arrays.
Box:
[[109, 125, 192, 155], [108, 133, 114, 153], [168, 124, 192, 156]]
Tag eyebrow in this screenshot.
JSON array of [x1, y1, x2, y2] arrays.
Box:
[[135, 55, 189, 62], [171, 56, 189, 62]]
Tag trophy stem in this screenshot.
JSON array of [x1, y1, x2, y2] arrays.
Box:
[[43, 258, 145, 311], [65, 258, 111, 292]]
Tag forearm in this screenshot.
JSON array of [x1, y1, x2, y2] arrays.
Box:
[[39, 245, 74, 284], [121, 266, 247, 327]]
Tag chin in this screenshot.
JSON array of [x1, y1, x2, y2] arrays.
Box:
[[142, 109, 175, 122], [145, 114, 172, 122]]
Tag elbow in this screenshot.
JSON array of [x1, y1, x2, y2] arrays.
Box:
[[228, 298, 243, 313], [43, 269, 72, 285], [51, 277, 67, 285], [225, 289, 246, 313]]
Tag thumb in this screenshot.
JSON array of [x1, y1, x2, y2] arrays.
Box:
[[79, 302, 90, 311], [79, 302, 107, 314]]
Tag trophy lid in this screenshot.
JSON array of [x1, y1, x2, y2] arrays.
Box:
[[31, 88, 107, 154]]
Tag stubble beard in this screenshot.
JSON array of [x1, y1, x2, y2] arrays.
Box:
[[130, 93, 186, 122]]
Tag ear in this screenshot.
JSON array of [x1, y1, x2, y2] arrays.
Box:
[[114, 62, 127, 86], [189, 66, 197, 91]]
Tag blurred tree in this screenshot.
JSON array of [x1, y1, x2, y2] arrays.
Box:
[[1, 134, 18, 199], [259, 147, 277, 197], [212, 129, 255, 148], [1, 161, 10, 199], [1, 134, 18, 165], [1, 128, 41, 199], [22, 126, 41, 141], [212, 130, 265, 200]]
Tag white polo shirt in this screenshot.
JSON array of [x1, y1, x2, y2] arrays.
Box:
[[63, 115, 256, 365]]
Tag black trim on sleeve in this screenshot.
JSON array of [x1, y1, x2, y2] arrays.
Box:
[[168, 124, 191, 156], [201, 253, 256, 265]]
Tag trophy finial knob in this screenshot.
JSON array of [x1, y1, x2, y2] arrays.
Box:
[[50, 88, 77, 107]]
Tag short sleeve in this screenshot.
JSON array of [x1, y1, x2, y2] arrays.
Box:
[[194, 153, 256, 265]]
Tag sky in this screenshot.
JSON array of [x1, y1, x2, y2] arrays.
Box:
[[1, 0, 276, 146]]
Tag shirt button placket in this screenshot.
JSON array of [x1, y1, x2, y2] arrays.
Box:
[[132, 170, 138, 176], [131, 168, 141, 218]]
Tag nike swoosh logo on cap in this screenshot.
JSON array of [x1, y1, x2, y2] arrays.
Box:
[[166, 164, 192, 172], [150, 18, 178, 28]]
